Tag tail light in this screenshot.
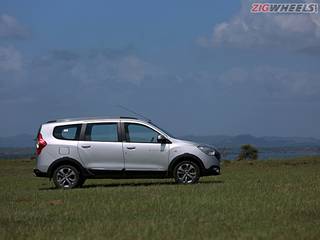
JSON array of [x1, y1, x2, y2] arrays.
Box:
[[36, 133, 47, 155]]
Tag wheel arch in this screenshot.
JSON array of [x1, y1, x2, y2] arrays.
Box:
[[47, 157, 89, 178], [168, 153, 205, 177]]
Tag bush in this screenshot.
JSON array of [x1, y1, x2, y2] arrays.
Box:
[[237, 144, 258, 161]]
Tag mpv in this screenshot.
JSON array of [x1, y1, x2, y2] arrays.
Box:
[[34, 117, 221, 188]]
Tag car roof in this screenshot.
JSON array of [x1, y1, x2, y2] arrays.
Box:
[[46, 116, 140, 124]]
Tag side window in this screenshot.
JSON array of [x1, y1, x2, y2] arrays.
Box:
[[85, 123, 118, 142], [125, 123, 159, 143], [53, 124, 81, 140]]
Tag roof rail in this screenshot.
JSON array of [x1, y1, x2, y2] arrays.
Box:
[[46, 116, 138, 123], [119, 116, 137, 119], [46, 120, 57, 123]]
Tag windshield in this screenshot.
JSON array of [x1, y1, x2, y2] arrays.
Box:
[[150, 122, 175, 138]]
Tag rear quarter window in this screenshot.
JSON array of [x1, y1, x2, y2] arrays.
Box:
[[53, 124, 81, 140]]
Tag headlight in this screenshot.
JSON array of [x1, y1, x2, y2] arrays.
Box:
[[197, 145, 216, 156]]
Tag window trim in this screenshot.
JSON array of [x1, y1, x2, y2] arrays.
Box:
[[123, 122, 162, 144], [83, 122, 121, 142], [53, 124, 82, 141]]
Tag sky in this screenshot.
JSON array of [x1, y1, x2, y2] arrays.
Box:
[[0, 0, 320, 138]]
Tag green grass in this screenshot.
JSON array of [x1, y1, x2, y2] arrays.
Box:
[[1, 157, 320, 240]]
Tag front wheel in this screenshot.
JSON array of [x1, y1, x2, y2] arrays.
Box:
[[173, 161, 200, 184], [77, 177, 86, 188], [53, 165, 81, 189]]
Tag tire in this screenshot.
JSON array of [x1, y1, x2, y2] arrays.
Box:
[[173, 161, 200, 184], [53, 165, 81, 189], [76, 177, 86, 188]]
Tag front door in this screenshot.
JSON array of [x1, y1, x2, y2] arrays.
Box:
[[122, 122, 170, 171], [77, 122, 124, 170]]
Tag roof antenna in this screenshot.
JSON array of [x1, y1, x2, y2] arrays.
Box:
[[117, 105, 152, 122]]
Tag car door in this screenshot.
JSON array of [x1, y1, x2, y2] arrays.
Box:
[[77, 122, 124, 170], [122, 122, 170, 171]]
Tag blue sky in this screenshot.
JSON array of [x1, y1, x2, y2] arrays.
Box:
[[0, 0, 320, 138]]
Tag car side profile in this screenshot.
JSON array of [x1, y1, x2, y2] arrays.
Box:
[[34, 117, 221, 188]]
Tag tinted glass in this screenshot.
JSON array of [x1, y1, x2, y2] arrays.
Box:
[[53, 124, 81, 140], [85, 123, 118, 142], [149, 122, 174, 138], [125, 123, 159, 143]]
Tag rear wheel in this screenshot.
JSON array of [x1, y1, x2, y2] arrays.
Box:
[[53, 165, 81, 189], [173, 161, 200, 184]]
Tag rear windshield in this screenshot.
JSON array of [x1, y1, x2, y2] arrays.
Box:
[[53, 124, 81, 140]]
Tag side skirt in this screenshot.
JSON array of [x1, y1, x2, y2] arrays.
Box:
[[87, 169, 169, 179]]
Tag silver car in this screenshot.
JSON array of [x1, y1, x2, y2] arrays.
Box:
[[34, 117, 221, 188]]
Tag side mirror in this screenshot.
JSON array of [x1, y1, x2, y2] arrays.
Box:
[[157, 135, 167, 143]]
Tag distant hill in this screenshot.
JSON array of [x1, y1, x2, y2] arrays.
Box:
[[0, 133, 320, 148], [182, 134, 320, 147]]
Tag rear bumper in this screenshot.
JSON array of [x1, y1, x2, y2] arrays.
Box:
[[202, 165, 221, 176], [33, 169, 48, 178]]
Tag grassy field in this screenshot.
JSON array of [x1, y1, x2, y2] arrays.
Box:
[[0, 157, 320, 240]]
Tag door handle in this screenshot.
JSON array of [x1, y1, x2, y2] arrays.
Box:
[[126, 146, 136, 150], [81, 145, 91, 148]]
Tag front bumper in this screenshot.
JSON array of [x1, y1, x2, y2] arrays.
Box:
[[202, 165, 221, 176], [33, 169, 48, 178]]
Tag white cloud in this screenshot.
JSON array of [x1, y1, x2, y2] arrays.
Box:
[[218, 66, 320, 98], [69, 51, 162, 85], [0, 47, 166, 101], [114, 56, 148, 84], [203, 0, 320, 51], [0, 46, 23, 72], [0, 14, 29, 39]]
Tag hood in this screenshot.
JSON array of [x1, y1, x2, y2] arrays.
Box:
[[172, 137, 217, 149], [172, 138, 200, 146]]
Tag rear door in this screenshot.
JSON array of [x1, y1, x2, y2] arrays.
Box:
[[77, 122, 124, 170]]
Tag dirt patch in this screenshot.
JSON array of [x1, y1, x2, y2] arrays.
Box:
[[48, 199, 64, 206], [16, 197, 32, 203]]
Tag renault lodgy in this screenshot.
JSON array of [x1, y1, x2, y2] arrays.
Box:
[[34, 117, 221, 188]]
